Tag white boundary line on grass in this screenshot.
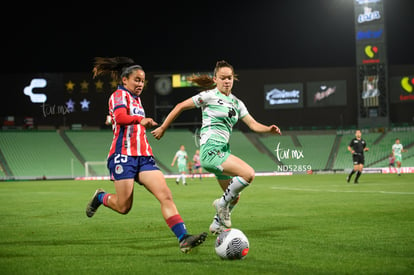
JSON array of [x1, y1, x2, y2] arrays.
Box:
[[271, 186, 414, 195]]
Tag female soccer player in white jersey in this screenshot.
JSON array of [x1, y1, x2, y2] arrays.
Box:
[[151, 60, 282, 234], [85, 57, 207, 253], [392, 138, 407, 175], [171, 145, 188, 185]]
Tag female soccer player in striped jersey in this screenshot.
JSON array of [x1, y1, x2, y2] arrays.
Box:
[[86, 57, 207, 253], [151, 60, 282, 234]]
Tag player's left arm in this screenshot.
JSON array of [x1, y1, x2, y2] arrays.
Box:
[[363, 140, 369, 151], [241, 114, 281, 135]]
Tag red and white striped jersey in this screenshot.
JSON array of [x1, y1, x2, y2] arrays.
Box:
[[107, 86, 153, 158]]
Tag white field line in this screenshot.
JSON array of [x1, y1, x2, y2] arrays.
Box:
[[271, 186, 414, 195]]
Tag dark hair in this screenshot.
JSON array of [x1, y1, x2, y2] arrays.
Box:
[[188, 60, 238, 89], [92, 57, 143, 83]]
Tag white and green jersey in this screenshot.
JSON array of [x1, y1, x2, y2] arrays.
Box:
[[192, 88, 249, 145], [392, 143, 403, 157], [175, 150, 187, 166]]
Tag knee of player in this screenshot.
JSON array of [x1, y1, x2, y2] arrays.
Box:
[[243, 169, 255, 183], [118, 205, 132, 214]]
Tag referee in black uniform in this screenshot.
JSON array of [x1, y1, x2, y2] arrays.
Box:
[[347, 129, 369, 183]]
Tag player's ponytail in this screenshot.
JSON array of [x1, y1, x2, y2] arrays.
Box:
[[93, 57, 142, 82], [188, 74, 216, 89], [188, 60, 238, 89]]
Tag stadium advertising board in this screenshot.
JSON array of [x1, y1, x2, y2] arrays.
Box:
[[0, 73, 112, 127], [264, 83, 304, 109], [306, 80, 347, 107], [390, 76, 414, 103]]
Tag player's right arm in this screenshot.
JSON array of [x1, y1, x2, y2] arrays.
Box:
[[151, 98, 196, 140]]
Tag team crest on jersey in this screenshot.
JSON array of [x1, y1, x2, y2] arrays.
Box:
[[115, 164, 124, 174], [113, 91, 124, 105], [196, 96, 204, 104]]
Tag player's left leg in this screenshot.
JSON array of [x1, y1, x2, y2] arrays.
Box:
[[396, 161, 402, 175], [213, 154, 254, 227], [347, 164, 358, 183], [181, 171, 187, 185], [139, 169, 207, 253], [87, 155, 138, 217], [354, 164, 363, 183]]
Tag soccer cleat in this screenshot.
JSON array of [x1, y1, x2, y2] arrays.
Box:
[[209, 217, 226, 235], [346, 176, 350, 183], [213, 199, 231, 228], [179, 232, 208, 253], [86, 188, 105, 218]]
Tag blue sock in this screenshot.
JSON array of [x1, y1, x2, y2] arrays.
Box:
[[97, 192, 105, 203], [166, 215, 188, 241]]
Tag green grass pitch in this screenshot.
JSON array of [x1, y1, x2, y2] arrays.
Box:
[[1, 173, 413, 274]]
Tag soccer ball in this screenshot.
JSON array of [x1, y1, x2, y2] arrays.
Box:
[[215, 228, 249, 260]]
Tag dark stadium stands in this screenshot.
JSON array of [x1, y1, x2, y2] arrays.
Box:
[[0, 127, 413, 180]]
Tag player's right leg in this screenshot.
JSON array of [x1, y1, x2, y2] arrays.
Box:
[[210, 194, 240, 234]]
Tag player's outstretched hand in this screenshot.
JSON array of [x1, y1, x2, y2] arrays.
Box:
[[151, 126, 165, 140], [140, 118, 158, 128], [270, 125, 282, 135]]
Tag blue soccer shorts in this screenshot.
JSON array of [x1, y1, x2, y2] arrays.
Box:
[[107, 154, 159, 182]]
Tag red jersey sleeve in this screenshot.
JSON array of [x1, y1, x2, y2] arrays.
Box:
[[114, 107, 142, 125]]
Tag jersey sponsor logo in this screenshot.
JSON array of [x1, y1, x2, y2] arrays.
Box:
[[228, 108, 236, 118], [132, 107, 145, 116]]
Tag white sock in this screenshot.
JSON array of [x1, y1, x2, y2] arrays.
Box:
[[182, 174, 186, 184], [219, 176, 249, 206]]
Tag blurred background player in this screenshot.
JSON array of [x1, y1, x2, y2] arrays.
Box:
[[388, 153, 397, 174], [392, 138, 407, 176], [347, 129, 369, 184], [172, 145, 188, 185], [187, 159, 194, 179], [192, 149, 202, 180], [86, 57, 206, 253]]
